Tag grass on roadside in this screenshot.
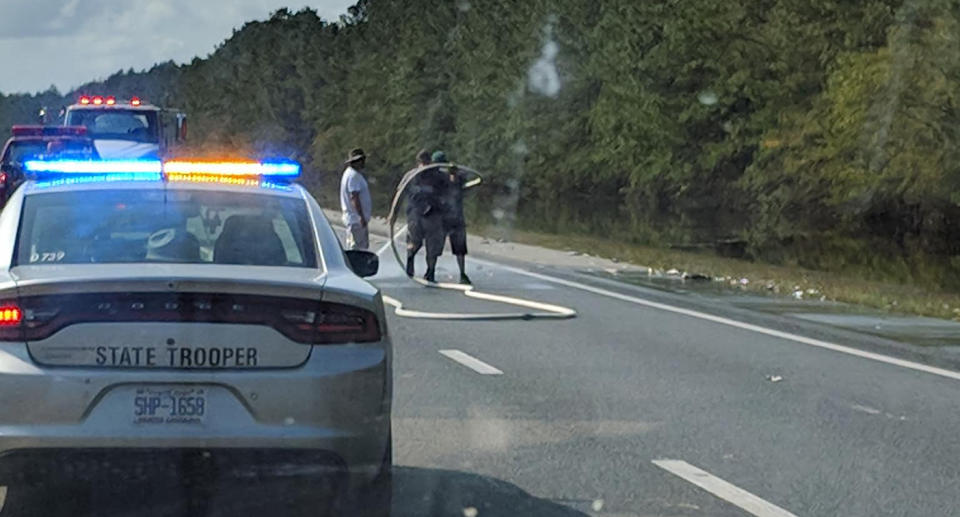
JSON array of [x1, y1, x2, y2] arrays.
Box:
[[480, 225, 960, 322]]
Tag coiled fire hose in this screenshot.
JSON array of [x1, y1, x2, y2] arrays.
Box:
[[380, 163, 576, 321]]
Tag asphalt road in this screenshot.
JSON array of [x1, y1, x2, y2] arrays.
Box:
[[7, 229, 960, 517], [370, 232, 960, 517]]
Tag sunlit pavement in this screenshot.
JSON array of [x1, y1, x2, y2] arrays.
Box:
[[376, 230, 960, 517], [6, 230, 960, 516]]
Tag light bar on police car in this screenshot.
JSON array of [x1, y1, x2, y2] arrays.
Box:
[[162, 160, 301, 177], [23, 159, 163, 174], [21, 158, 300, 179], [33, 174, 164, 189]]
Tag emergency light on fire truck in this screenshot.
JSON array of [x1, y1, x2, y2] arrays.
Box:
[[78, 95, 140, 106], [67, 95, 183, 159]]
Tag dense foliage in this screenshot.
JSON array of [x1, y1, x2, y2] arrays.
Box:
[[2, 0, 959, 287]]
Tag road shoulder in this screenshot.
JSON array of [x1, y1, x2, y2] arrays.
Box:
[[325, 210, 960, 374]]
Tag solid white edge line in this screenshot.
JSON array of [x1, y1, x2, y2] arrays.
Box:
[[361, 220, 959, 381], [478, 259, 960, 382], [439, 349, 503, 375], [653, 459, 799, 517]]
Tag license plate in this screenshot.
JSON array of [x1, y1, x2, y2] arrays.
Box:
[[133, 387, 207, 425]]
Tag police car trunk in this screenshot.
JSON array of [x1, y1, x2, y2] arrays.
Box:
[[2, 165, 378, 371]]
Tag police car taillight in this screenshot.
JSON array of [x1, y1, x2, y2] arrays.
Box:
[[316, 306, 382, 343], [7, 294, 379, 344], [0, 304, 21, 325], [279, 302, 381, 344], [0, 301, 22, 340]]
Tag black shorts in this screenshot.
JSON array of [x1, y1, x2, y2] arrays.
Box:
[[407, 214, 444, 259], [445, 221, 467, 256]]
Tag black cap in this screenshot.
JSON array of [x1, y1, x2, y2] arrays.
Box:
[[345, 148, 366, 164], [416, 149, 431, 164]]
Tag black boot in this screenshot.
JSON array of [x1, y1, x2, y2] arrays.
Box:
[[424, 268, 436, 283], [459, 273, 472, 285], [406, 256, 415, 277]]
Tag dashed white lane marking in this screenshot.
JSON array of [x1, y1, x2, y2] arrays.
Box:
[[439, 349, 503, 375], [653, 459, 799, 517], [482, 260, 960, 383], [850, 403, 882, 415]]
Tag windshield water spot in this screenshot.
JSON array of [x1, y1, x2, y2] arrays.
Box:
[[528, 17, 561, 97]]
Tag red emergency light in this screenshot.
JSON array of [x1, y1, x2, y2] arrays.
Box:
[[11, 125, 88, 137], [77, 95, 142, 107]]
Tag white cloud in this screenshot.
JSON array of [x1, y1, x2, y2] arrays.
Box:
[[0, 0, 355, 94]]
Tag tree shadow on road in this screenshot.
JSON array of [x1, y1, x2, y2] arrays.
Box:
[[392, 466, 588, 517], [204, 465, 589, 517], [1, 466, 587, 517]]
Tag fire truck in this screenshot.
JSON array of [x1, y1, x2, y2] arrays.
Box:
[[63, 95, 187, 159]]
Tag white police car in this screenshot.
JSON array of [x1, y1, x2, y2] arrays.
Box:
[[0, 158, 390, 515]]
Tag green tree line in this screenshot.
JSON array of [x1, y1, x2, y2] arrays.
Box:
[[2, 0, 959, 288]]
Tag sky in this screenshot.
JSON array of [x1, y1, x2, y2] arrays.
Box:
[[0, 0, 355, 95]]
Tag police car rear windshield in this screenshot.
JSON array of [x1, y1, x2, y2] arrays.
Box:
[[3, 141, 48, 164], [15, 190, 317, 267], [64, 109, 160, 143], [3, 140, 97, 165]]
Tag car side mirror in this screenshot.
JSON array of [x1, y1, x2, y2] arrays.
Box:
[[345, 250, 379, 278]]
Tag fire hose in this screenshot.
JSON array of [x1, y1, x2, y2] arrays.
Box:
[[380, 163, 576, 321]]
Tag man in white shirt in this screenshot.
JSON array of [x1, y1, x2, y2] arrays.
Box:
[[339, 148, 373, 250]]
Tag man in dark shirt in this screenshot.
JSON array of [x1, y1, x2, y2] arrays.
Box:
[[433, 150, 471, 284], [404, 149, 445, 282]]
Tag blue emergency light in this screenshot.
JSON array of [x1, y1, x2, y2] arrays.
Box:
[[23, 159, 163, 174]]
